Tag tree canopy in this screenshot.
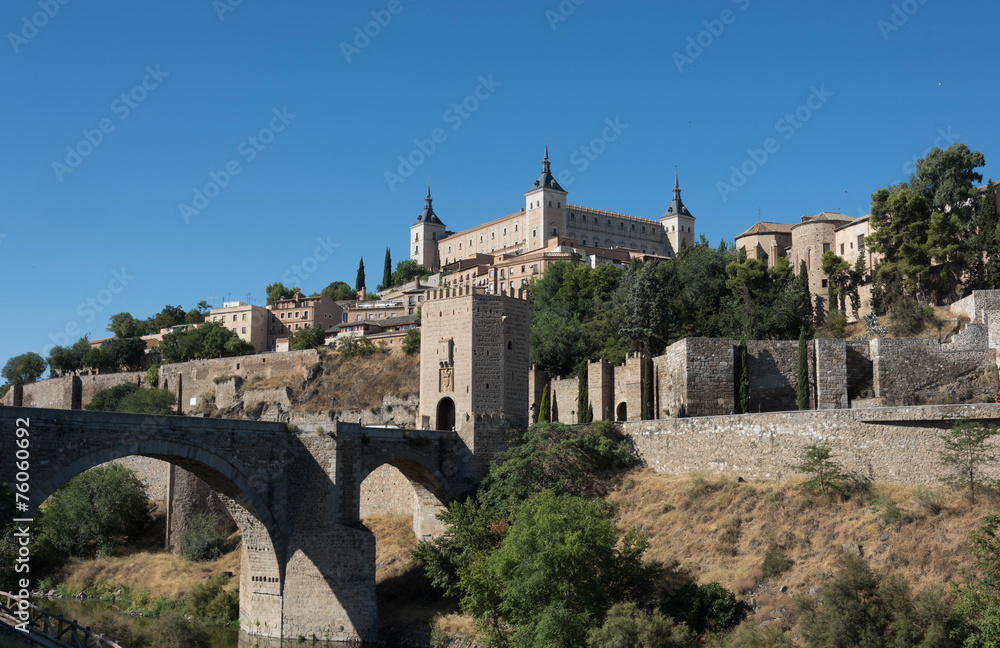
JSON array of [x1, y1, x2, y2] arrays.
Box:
[[2, 352, 47, 385]]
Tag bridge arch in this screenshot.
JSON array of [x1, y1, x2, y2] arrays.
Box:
[[30, 441, 286, 637], [358, 448, 452, 540]]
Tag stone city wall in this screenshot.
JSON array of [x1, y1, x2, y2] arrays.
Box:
[[623, 404, 1000, 485], [870, 337, 995, 402]]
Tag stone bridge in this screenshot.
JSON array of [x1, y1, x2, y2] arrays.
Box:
[[0, 406, 479, 643]]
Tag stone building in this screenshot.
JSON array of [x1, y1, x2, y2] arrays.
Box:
[[266, 294, 342, 352], [206, 301, 271, 352], [417, 287, 530, 476], [409, 147, 697, 278], [735, 211, 881, 320]]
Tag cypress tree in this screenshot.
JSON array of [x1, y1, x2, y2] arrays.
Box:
[[642, 356, 654, 420], [797, 327, 810, 410], [381, 247, 392, 290], [576, 360, 589, 424], [355, 257, 366, 293], [538, 384, 551, 423], [798, 260, 814, 332], [739, 335, 749, 414]]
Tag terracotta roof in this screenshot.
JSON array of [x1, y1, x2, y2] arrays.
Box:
[[735, 221, 795, 238]]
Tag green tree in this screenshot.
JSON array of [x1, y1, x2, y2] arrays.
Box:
[[538, 383, 551, 423], [390, 259, 430, 288], [798, 327, 810, 410], [47, 337, 91, 376], [616, 260, 673, 356], [288, 324, 326, 350], [641, 356, 653, 420], [401, 328, 420, 355], [911, 143, 986, 230], [356, 257, 366, 292], [104, 337, 147, 371], [939, 417, 999, 504], [108, 312, 144, 338], [800, 553, 961, 648], [869, 185, 933, 306], [145, 305, 187, 333], [37, 465, 151, 558], [821, 252, 852, 311], [265, 282, 299, 306], [796, 444, 850, 497], [465, 492, 656, 648], [957, 510, 1000, 646], [979, 181, 1000, 289], [381, 247, 392, 291], [159, 321, 254, 364], [2, 352, 47, 385], [586, 602, 693, 648], [321, 281, 355, 302]]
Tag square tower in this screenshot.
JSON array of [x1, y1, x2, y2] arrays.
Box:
[[659, 172, 696, 254], [418, 287, 529, 476], [524, 145, 568, 252], [410, 184, 447, 271]]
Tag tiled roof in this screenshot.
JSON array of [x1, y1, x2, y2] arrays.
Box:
[[735, 221, 795, 238]]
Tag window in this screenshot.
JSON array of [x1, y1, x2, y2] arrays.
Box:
[[479, 235, 483, 243], [242, 327, 246, 334], [521, 265, 525, 273], [548, 201, 552, 206], [858, 235, 865, 252], [582, 239, 587, 245], [232, 314, 237, 322], [821, 279, 828, 288], [515, 223, 518, 232], [448, 245, 452, 253], [503, 227, 507, 235], [557, 202, 561, 208], [491, 231, 495, 239], [532, 229, 537, 238], [570, 213, 575, 220], [281, 313, 285, 319], [295, 324, 300, 331], [823, 243, 831, 253], [414, 233, 419, 241], [551, 227, 557, 236], [415, 245, 418, 254], [607, 219, 611, 226], [295, 311, 300, 318], [840, 243, 845, 255], [242, 313, 247, 320]]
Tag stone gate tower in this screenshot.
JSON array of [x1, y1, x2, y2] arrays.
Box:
[[418, 286, 529, 478]]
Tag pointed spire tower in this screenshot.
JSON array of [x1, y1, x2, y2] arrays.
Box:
[[659, 169, 695, 255], [411, 183, 447, 270], [525, 143, 568, 251]]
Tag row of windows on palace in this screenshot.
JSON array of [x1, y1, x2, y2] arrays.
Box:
[[415, 211, 694, 257]]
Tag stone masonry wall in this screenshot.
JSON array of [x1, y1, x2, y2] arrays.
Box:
[[870, 337, 995, 402], [623, 404, 1000, 485], [686, 338, 735, 416], [846, 341, 873, 400], [655, 340, 686, 419], [747, 340, 813, 413], [589, 360, 613, 422], [614, 355, 643, 421], [550, 375, 579, 423], [814, 338, 848, 409]]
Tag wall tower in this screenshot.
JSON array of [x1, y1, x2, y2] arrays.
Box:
[[524, 144, 568, 250], [660, 171, 696, 253], [410, 184, 447, 271]]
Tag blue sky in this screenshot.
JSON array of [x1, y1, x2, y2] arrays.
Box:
[[1, 0, 997, 374]]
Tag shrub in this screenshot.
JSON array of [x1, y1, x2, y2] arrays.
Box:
[[662, 581, 739, 634], [762, 546, 794, 580], [146, 363, 160, 387], [188, 574, 238, 625], [85, 382, 141, 412], [147, 611, 212, 648], [180, 513, 229, 561], [795, 444, 850, 498], [587, 602, 694, 648], [117, 387, 176, 415], [337, 336, 388, 357], [888, 297, 936, 337], [915, 486, 944, 515], [401, 328, 420, 355]]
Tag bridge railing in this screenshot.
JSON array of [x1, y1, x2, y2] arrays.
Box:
[[0, 591, 124, 648]]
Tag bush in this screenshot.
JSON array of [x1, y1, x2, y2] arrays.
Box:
[[795, 444, 851, 498], [147, 611, 212, 648], [762, 546, 794, 580], [187, 573, 238, 625], [85, 382, 141, 412], [116, 388, 177, 415], [888, 297, 936, 337], [401, 328, 420, 355], [146, 364, 160, 387], [180, 513, 229, 561], [37, 464, 151, 559], [587, 602, 694, 648], [817, 308, 848, 338], [337, 336, 388, 357], [662, 581, 739, 634]]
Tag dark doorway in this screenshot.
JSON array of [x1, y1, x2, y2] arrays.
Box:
[[616, 402, 627, 421], [436, 397, 456, 431]]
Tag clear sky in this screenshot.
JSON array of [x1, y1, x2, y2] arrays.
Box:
[[1, 0, 997, 374]]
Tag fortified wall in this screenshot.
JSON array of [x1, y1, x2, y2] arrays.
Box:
[[623, 404, 1000, 485]]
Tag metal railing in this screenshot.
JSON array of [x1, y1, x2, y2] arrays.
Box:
[[0, 591, 124, 648]]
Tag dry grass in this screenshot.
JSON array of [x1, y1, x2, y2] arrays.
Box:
[[362, 514, 460, 633], [309, 349, 419, 413], [60, 540, 240, 599], [609, 469, 996, 613]]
